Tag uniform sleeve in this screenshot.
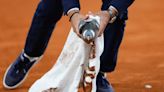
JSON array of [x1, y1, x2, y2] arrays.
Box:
[[110, 0, 135, 14], [62, 0, 80, 15]]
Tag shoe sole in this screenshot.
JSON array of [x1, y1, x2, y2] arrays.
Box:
[[3, 56, 42, 89]]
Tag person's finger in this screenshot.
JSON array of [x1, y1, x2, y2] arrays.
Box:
[[98, 17, 108, 37], [83, 15, 89, 20], [71, 23, 77, 32], [74, 27, 82, 38], [98, 22, 107, 37], [98, 30, 103, 37], [73, 27, 82, 38], [98, 24, 104, 37], [76, 32, 82, 38]]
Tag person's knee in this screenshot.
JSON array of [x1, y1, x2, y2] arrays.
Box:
[[100, 57, 117, 72]]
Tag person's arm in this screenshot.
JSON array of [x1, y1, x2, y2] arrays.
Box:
[[62, 0, 80, 15], [110, 0, 135, 14], [62, 0, 89, 37], [96, 0, 135, 36]]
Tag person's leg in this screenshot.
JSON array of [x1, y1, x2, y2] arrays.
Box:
[[96, 18, 125, 92], [96, 2, 126, 91], [96, 19, 125, 92], [25, 0, 63, 57], [3, 0, 63, 89], [100, 18, 125, 73]]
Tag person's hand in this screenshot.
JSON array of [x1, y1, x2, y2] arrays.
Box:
[[86, 11, 111, 37], [94, 11, 111, 37], [68, 11, 89, 37]]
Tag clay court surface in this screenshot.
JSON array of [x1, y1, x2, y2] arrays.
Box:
[[0, 0, 164, 92]]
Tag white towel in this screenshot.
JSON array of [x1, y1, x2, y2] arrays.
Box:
[[29, 17, 104, 92]]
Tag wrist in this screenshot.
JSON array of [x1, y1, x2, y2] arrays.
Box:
[[108, 6, 118, 23], [101, 11, 111, 20], [67, 8, 79, 15], [68, 10, 79, 21]]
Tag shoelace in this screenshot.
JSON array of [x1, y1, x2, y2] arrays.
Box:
[[15, 57, 29, 74], [14, 53, 42, 74]]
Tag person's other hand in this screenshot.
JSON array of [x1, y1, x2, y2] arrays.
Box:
[[95, 11, 110, 37], [86, 11, 111, 37]]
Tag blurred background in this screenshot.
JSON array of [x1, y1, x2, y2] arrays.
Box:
[[0, 0, 164, 92]]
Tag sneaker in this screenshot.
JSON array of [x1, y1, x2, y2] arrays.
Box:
[[3, 52, 42, 89], [96, 72, 114, 92]]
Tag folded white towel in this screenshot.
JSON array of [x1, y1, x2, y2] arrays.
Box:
[[29, 16, 104, 92]]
